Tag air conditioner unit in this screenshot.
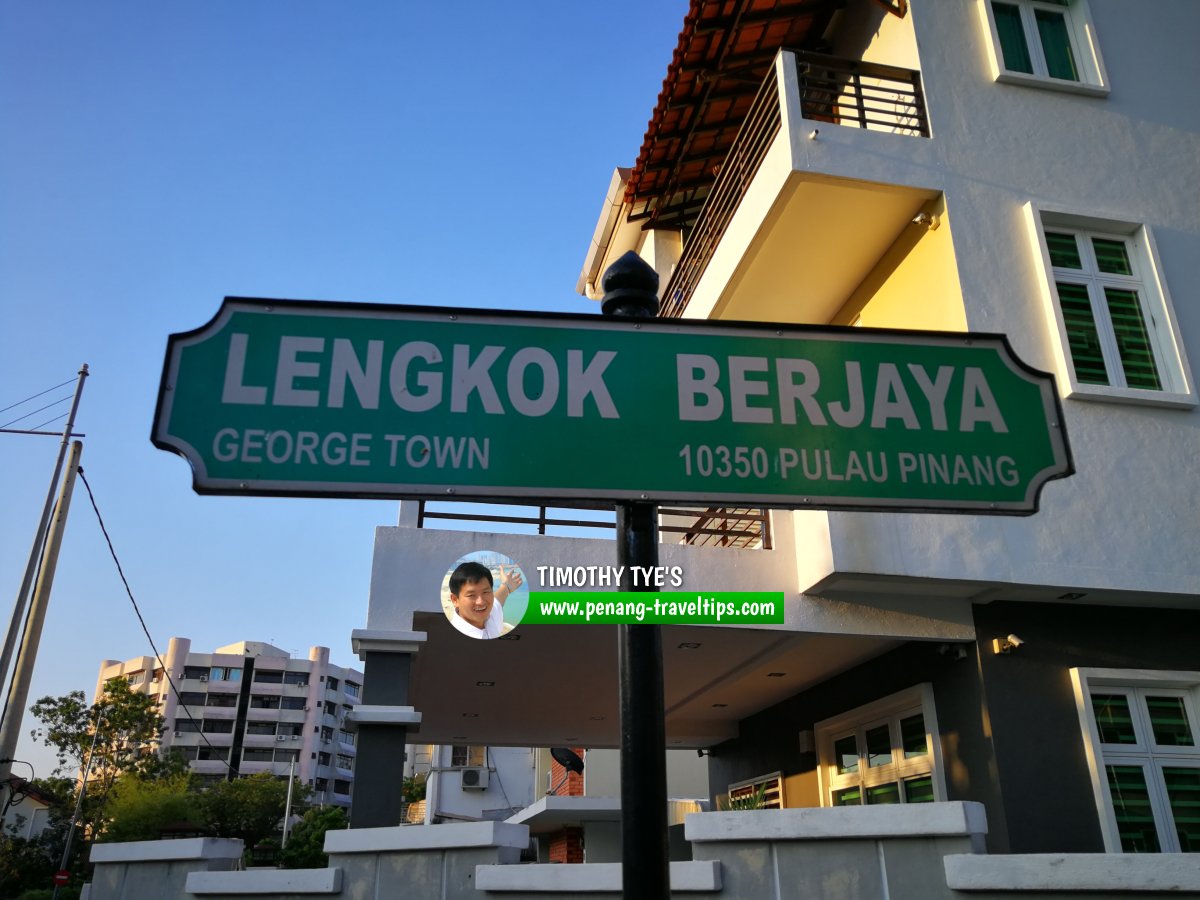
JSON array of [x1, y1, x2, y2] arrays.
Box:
[[277, 735, 287, 741], [304, 706, 311, 711], [173, 731, 183, 738], [290, 735, 300, 740], [298, 682, 307, 688], [199, 675, 208, 682], [461, 767, 490, 790]]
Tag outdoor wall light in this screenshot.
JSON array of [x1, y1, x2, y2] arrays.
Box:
[[912, 212, 940, 230], [808, 128, 819, 140], [678, 642, 702, 649], [476, 681, 495, 687], [766, 672, 786, 677], [992, 634, 1025, 654], [462, 712, 479, 718]]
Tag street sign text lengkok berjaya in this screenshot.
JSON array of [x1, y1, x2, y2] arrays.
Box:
[[152, 298, 1073, 514]]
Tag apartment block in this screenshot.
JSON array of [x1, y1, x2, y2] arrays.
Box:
[[96, 638, 363, 809]]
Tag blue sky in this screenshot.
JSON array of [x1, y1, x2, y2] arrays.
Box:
[[1, 1, 686, 779]]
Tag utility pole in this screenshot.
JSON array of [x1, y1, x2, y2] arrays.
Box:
[[0, 441, 84, 811], [0, 365, 88, 722]]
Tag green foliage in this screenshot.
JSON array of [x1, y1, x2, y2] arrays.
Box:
[[29, 680, 167, 789], [401, 773, 427, 803], [17, 889, 82, 900], [0, 830, 60, 898], [279, 806, 348, 869], [195, 773, 308, 850], [715, 784, 768, 811], [98, 773, 198, 843], [28, 680, 171, 844]]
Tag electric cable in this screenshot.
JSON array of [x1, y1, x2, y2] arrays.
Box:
[[30, 413, 70, 432], [0, 377, 76, 416], [0, 394, 73, 430], [76, 466, 240, 778]]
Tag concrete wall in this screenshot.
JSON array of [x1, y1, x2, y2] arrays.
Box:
[[84, 808, 1200, 899]]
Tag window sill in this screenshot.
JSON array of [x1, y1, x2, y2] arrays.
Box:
[[1064, 384, 1196, 410], [995, 71, 1109, 98]]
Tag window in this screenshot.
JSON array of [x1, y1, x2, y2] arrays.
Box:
[[127, 671, 145, 685], [283, 671, 309, 685], [250, 695, 280, 710], [345, 681, 362, 699], [979, 0, 1107, 95], [183, 666, 209, 680], [175, 718, 201, 733], [451, 745, 486, 768], [336, 754, 355, 771], [333, 779, 351, 795], [1071, 668, 1200, 853], [205, 692, 238, 708], [275, 749, 300, 763], [815, 685, 945, 807], [1028, 208, 1195, 407], [337, 730, 356, 746], [243, 748, 274, 762], [326, 677, 340, 692], [246, 721, 276, 736], [198, 746, 229, 761], [254, 670, 283, 684], [318, 752, 331, 766], [279, 723, 304, 737], [210, 666, 242, 682], [280, 696, 307, 710], [202, 719, 234, 734]]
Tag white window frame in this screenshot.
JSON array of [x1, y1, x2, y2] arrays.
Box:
[[1024, 203, 1196, 409], [977, 0, 1109, 96], [815, 684, 946, 807], [1070, 668, 1200, 853]]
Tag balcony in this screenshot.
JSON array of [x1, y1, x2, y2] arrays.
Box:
[[658, 49, 951, 329]]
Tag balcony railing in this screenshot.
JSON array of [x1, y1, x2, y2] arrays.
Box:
[[660, 49, 928, 320], [794, 51, 929, 138], [660, 65, 781, 320], [416, 500, 771, 550]]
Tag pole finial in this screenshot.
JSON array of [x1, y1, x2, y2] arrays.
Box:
[[600, 251, 659, 318]]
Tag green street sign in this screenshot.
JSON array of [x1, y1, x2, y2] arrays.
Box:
[[152, 298, 1073, 514]]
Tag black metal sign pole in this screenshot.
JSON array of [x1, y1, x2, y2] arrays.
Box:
[[601, 252, 670, 899]]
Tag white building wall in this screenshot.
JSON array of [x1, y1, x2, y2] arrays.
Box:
[[805, 0, 1200, 600]]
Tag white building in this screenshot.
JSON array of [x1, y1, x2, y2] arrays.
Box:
[[347, 0, 1200, 869], [96, 638, 363, 809]]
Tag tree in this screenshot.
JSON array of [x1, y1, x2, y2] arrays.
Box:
[[30, 679, 167, 784], [195, 773, 307, 850], [279, 806, 348, 869], [99, 773, 198, 843], [0, 829, 60, 898], [28, 679, 169, 841]]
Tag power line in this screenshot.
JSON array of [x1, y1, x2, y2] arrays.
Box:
[[75, 466, 240, 778], [30, 413, 69, 432], [0, 394, 72, 430], [0, 377, 76, 416]]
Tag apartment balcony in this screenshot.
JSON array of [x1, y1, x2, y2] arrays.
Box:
[[658, 49, 955, 330]]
